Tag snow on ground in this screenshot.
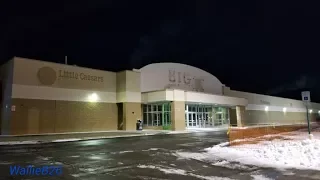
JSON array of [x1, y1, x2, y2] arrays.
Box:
[[251, 174, 274, 180], [118, 150, 134, 154], [187, 127, 228, 132], [137, 165, 235, 180], [0, 140, 41, 145], [52, 138, 82, 142], [176, 128, 320, 171]]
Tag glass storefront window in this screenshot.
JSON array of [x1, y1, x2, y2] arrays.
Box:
[[147, 113, 152, 125], [142, 103, 171, 127]]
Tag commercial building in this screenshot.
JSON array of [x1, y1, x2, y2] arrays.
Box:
[[0, 57, 319, 135]]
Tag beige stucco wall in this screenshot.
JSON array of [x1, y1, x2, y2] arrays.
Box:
[[1, 57, 144, 135], [116, 70, 141, 103], [244, 110, 315, 126], [117, 102, 141, 130], [10, 98, 118, 135], [223, 87, 320, 126]]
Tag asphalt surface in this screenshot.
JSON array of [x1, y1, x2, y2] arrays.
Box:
[[0, 131, 320, 180]]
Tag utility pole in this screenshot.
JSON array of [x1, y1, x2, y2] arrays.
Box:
[[302, 91, 312, 137], [306, 104, 311, 134]]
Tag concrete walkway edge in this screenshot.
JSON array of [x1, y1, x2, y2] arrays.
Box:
[[0, 130, 192, 146]]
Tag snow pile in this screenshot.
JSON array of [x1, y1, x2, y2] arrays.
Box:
[[204, 137, 320, 170], [137, 165, 234, 180]]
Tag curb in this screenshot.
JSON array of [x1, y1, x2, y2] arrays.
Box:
[[0, 132, 174, 146]]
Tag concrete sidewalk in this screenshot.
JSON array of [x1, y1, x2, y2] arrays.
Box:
[[0, 130, 188, 145]]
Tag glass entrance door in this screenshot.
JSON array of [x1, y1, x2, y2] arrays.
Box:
[[197, 113, 203, 128], [185, 104, 230, 128], [187, 112, 199, 128], [203, 112, 212, 128]]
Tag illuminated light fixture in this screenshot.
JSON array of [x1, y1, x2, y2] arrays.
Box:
[[309, 109, 313, 113], [318, 110, 320, 114], [283, 107, 287, 112], [88, 93, 98, 102], [265, 106, 269, 111]]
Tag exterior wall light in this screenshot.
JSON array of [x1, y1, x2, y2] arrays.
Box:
[[309, 109, 313, 113], [283, 107, 287, 112], [265, 106, 269, 111], [88, 93, 98, 102]]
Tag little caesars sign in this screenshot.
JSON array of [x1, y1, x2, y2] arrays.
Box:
[[58, 70, 103, 82], [37, 67, 103, 86]]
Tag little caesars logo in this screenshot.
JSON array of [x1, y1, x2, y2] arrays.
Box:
[[37, 67, 104, 85]]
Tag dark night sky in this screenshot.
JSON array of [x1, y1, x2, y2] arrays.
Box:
[[1, 1, 320, 101]]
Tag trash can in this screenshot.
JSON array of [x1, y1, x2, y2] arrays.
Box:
[[136, 119, 143, 130]]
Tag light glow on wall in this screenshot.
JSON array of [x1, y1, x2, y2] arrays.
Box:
[[309, 109, 313, 113], [283, 107, 287, 112], [88, 93, 98, 102], [318, 110, 320, 114], [264, 106, 269, 111]]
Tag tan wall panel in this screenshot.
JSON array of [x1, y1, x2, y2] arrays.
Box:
[[10, 98, 117, 135], [13, 57, 116, 92], [55, 101, 117, 133], [123, 102, 141, 130], [11, 99, 56, 135], [116, 71, 126, 92], [244, 110, 310, 125], [171, 101, 186, 131], [125, 71, 140, 92], [116, 71, 141, 103]]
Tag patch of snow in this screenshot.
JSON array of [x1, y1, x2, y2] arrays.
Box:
[[71, 174, 81, 177], [118, 162, 124, 165], [174, 129, 320, 171], [88, 155, 111, 160], [137, 165, 234, 180], [212, 160, 257, 171], [167, 131, 191, 134], [37, 156, 51, 161], [174, 152, 211, 161], [201, 130, 320, 171], [143, 148, 159, 151], [170, 164, 176, 166], [0, 140, 40, 145], [251, 174, 274, 180], [189, 173, 235, 180], [70, 155, 80, 158], [52, 138, 82, 142], [118, 150, 134, 154], [187, 127, 228, 132], [282, 171, 295, 176], [79, 167, 103, 172]]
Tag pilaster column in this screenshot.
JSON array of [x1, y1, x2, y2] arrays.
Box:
[[171, 101, 186, 131], [236, 106, 245, 127]]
